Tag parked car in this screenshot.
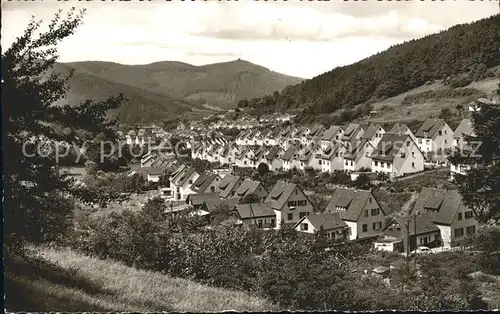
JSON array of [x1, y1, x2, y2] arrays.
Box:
[[410, 246, 433, 256]]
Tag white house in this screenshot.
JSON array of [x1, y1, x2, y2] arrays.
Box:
[[170, 167, 200, 201], [411, 188, 479, 249], [361, 123, 385, 147], [415, 119, 454, 154], [295, 212, 350, 240], [371, 133, 424, 178]]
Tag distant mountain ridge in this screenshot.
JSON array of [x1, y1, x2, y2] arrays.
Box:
[[247, 14, 500, 123], [58, 59, 303, 123]]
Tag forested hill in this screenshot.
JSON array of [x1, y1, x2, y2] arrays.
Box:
[[244, 14, 500, 119]]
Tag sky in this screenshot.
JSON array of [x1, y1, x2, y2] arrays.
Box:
[[1, 1, 498, 79]]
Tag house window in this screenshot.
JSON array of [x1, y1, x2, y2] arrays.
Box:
[[412, 162, 415, 168], [271, 219, 276, 227], [466, 225, 476, 235], [295, 189, 298, 195], [297, 200, 307, 206], [258, 220, 263, 229], [412, 152, 415, 157], [454, 228, 464, 237], [288, 213, 293, 221], [351, 161, 354, 166], [418, 139, 422, 144], [288, 201, 297, 207], [374, 161, 378, 166], [299, 212, 309, 218], [369, 197, 372, 203], [371, 208, 379, 216], [189, 180, 193, 184], [364, 210, 368, 217], [401, 153, 406, 158], [301, 223, 308, 231], [458, 213, 463, 221], [465, 211, 474, 219], [406, 141, 410, 147], [373, 222, 382, 230], [319, 160, 322, 165], [362, 224, 368, 232]]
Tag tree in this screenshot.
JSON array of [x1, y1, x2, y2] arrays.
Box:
[[352, 174, 373, 190], [239, 193, 261, 204], [449, 102, 500, 222], [257, 162, 270, 177], [2, 9, 123, 250]]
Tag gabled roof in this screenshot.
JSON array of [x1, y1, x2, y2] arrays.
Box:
[[295, 212, 348, 231], [282, 145, 299, 161], [172, 166, 197, 186], [191, 172, 221, 193], [299, 144, 317, 162], [453, 119, 475, 138], [266, 146, 282, 160], [235, 179, 267, 198], [411, 188, 469, 225], [390, 123, 410, 134], [341, 123, 362, 141], [219, 175, 242, 198], [415, 119, 446, 138], [382, 213, 440, 237], [308, 124, 324, 137], [325, 188, 384, 221], [186, 193, 220, 206], [266, 180, 304, 211], [371, 133, 410, 162], [321, 125, 342, 141], [344, 138, 371, 161], [236, 203, 276, 220], [361, 124, 383, 140], [320, 142, 345, 160]]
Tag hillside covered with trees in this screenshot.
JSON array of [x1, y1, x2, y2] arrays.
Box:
[[241, 14, 500, 122]]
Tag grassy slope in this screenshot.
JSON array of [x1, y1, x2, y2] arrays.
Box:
[[64, 59, 304, 109], [5, 246, 276, 312], [362, 74, 499, 125]]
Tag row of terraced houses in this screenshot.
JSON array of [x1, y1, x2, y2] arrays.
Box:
[[189, 118, 473, 179]]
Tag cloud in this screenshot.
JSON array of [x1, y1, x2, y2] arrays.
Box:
[[1, 1, 497, 79]]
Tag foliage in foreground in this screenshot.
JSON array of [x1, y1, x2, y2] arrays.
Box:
[[65, 201, 494, 311]]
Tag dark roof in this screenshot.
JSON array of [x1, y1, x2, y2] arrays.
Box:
[[172, 167, 197, 186], [299, 144, 318, 162], [236, 203, 276, 220], [371, 133, 410, 162], [266, 146, 282, 160], [235, 179, 267, 198], [321, 125, 342, 141], [320, 142, 344, 159], [325, 188, 384, 221], [415, 119, 446, 138], [266, 180, 304, 210], [341, 123, 362, 141], [282, 145, 298, 161], [191, 172, 220, 193], [296, 212, 348, 231], [186, 193, 221, 206], [411, 188, 469, 225], [344, 138, 371, 161], [218, 175, 242, 198], [361, 123, 382, 140], [453, 119, 474, 138]]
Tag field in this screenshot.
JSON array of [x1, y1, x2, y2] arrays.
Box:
[[4, 246, 276, 312]]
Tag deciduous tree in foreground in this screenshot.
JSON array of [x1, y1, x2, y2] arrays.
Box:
[[2, 8, 123, 250]]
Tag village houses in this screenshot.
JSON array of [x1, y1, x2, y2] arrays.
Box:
[[410, 187, 479, 249], [371, 133, 425, 178], [265, 180, 314, 228], [415, 119, 454, 154], [325, 188, 389, 240]]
